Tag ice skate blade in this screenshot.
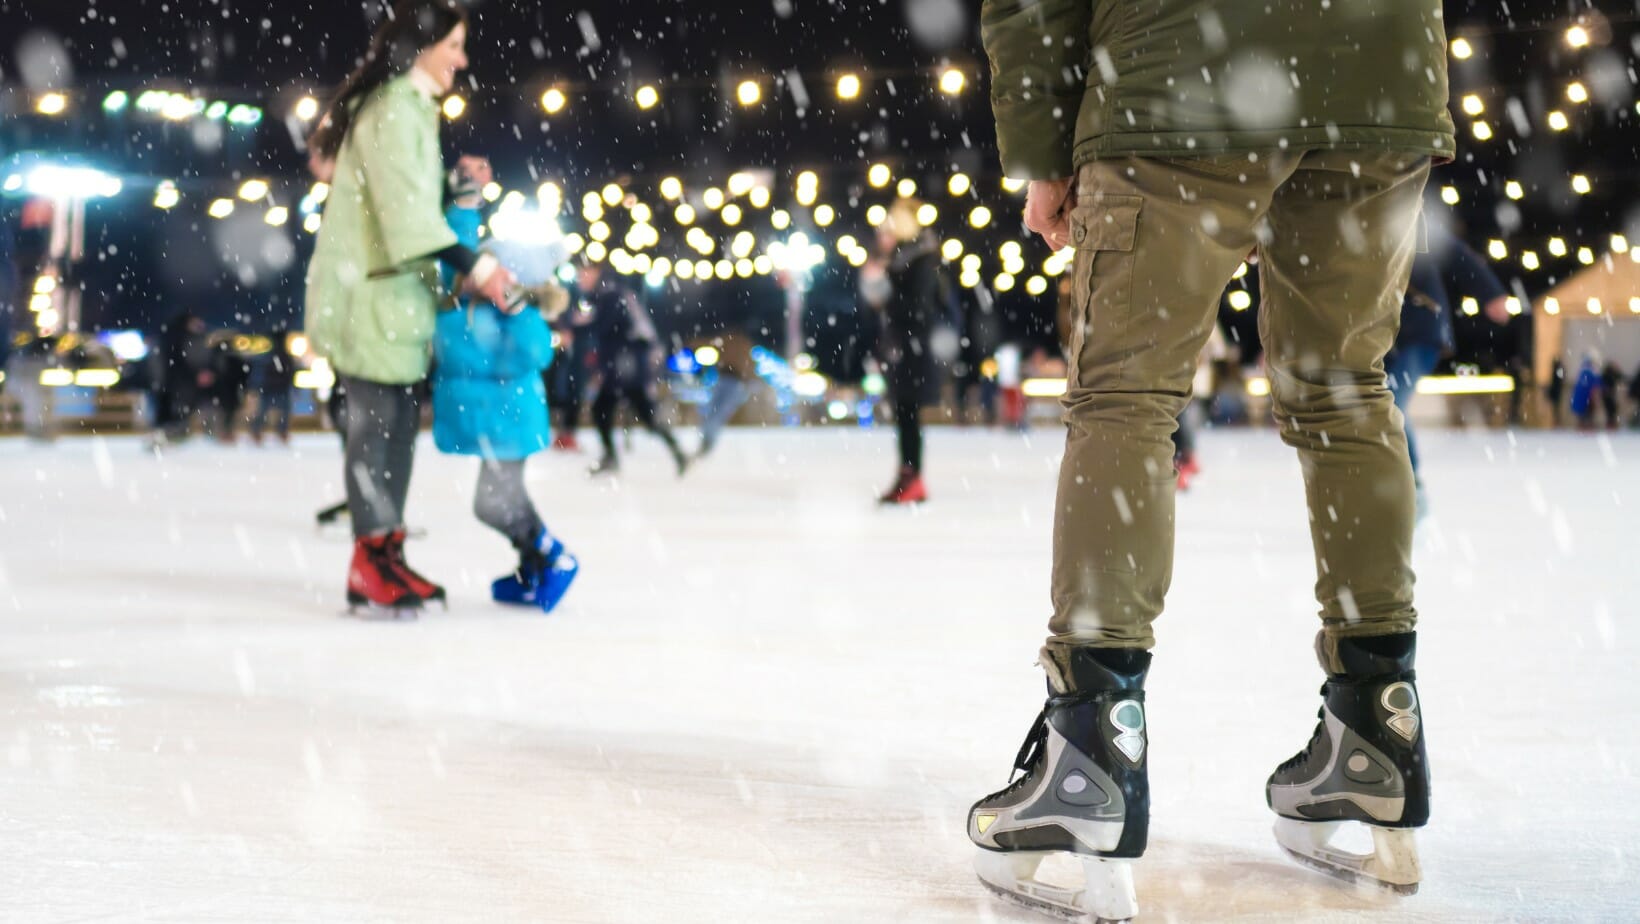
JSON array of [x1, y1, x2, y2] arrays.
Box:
[[974, 850, 1136, 923], [1273, 817, 1420, 895]]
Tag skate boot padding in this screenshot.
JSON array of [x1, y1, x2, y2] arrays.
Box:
[[1268, 632, 1428, 893]]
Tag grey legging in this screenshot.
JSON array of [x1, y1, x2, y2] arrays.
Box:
[[474, 458, 544, 548], [342, 376, 421, 537]]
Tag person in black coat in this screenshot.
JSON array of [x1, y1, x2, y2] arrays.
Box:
[[252, 329, 298, 444], [861, 200, 942, 504], [155, 311, 212, 443], [580, 262, 688, 476]]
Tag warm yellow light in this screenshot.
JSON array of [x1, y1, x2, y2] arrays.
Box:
[[703, 187, 725, 210], [635, 85, 659, 110], [1461, 94, 1484, 116], [265, 206, 289, 227], [772, 209, 791, 230], [916, 203, 938, 226], [1567, 25, 1590, 48], [1228, 290, 1253, 311], [1577, 246, 1596, 265], [1504, 180, 1524, 200], [74, 369, 120, 388], [814, 205, 836, 227], [237, 179, 269, 201], [1001, 177, 1027, 194], [585, 241, 608, 262], [1487, 239, 1508, 260], [442, 95, 466, 120], [1548, 110, 1570, 131], [1440, 186, 1460, 205], [796, 169, 819, 190], [1506, 297, 1523, 316], [1416, 375, 1515, 396], [303, 213, 322, 234], [36, 92, 67, 116], [33, 275, 56, 295], [540, 87, 567, 115], [994, 273, 1015, 292], [847, 249, 869, 268], [208, 198, 235, 219], [1588, 298, 1603, 315], [722, 203, 743, 226], [715, 260, 734, 281], [1571, 174, 1591, 194], [602, 183, 624, 206], [1567, 81, 1589, 104], [837, 234, 858, 255], [294, 96, 320, 120], [673, 203, 696, 225], [1521, 251, 1540, 271], [29, 293, 53, 313], [1471, 120, 1493, 141], [483, 182, 503, 203], [749, 186, 771, 209], [727, 172, 755, 197], [1612, 234, 1630, 254], [736, 80, 762, 107], [539, 182, 564, 209], [676, 260, 695, 280], [837, 74, 861, 100], [1544, 297, 1560, 315], [1022, 377, 1067, 398], [867, 164, 891, 188], [1631, 297, 1640, 315], [941, 239, 963, 261], [896, 178, 917, 198], [588, 221, 611, 242], [660, 176, 683, 200], [154, 183, 180, 210], [1548, 237, 1568, 257], [948, 173, 972, 197], [735, 259, 754, 278], [939, 68, 966, 95], [969, 206, 992, 229], [1451, 37, 1473, 59], [1025, 275, 1048, 296], [1461, 296, 1480, 316], [866, 205, 887, 226], [795, 185, 818, 207]]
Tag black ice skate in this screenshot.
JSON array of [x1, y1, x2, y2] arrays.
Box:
[[969, 648, 1150, 923], [1267, 631, 1428, 894]]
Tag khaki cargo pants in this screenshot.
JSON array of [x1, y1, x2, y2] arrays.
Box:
[[1051, 150, 1431, 653]]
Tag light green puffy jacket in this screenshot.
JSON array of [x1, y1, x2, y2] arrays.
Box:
[[304, 75, 458, 384], [981, 0, 1457, 179]]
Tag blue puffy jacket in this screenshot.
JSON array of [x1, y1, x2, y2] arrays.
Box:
[[431, 206, 554, 460]]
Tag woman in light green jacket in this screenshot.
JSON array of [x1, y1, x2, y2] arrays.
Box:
[[305, 0, 513, 615]]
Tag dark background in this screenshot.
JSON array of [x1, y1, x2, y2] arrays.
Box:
[[0, 0, 1634, 372]]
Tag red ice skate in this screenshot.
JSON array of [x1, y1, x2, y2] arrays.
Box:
[[551, 431, 581, 452], [347, 534, 422, 615], [878, 466, 928, 505], [1175, 453, 1201, 492], [382, 528, 446, 608]]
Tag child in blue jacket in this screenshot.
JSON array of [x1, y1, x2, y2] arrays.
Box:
[[434, 157, 577, 611]]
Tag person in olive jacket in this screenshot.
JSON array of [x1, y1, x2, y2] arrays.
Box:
[[304, 0, 515, 614], [969, 0, 1455, 913]]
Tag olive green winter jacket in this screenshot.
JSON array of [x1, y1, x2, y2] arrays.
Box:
[[980, 0, 1457, 179], [304, 74, 458, 384]]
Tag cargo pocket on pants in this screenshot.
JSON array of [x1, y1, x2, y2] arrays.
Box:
[[1066, 195, 1142, 384]]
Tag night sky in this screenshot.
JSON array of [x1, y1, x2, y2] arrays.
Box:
[[0, 1, 1632, 370]]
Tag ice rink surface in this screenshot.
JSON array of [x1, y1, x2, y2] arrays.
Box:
[[1, 426, 1635, 923]]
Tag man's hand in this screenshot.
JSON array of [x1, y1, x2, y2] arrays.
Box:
[[1024, 177, 1077, 250], [1483, 296, 1512, 326]]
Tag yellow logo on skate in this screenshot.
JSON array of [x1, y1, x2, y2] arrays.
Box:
[[975, 813, 997, 834]]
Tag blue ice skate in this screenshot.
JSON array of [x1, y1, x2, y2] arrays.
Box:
[[491, 530, 579, 613]]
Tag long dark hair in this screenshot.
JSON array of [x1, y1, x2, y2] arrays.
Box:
[[309, 0, 469, 161]]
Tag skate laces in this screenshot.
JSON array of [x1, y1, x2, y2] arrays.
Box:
[[1276, 685, 1329, 773]]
